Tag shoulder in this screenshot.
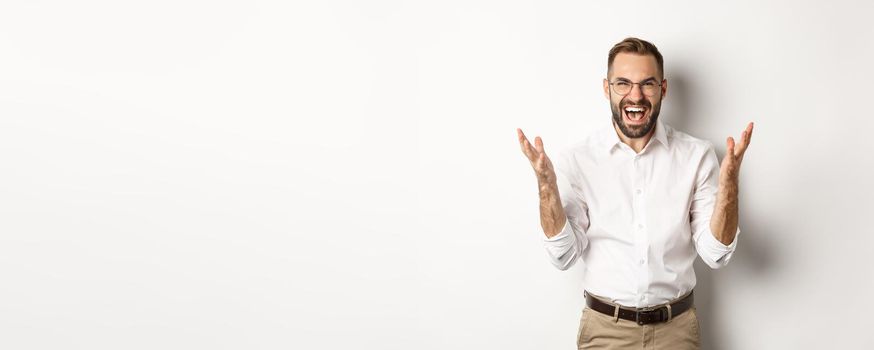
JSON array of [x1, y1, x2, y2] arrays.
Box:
[[552, 126, 606, 177], [663, 123, 715, 155]]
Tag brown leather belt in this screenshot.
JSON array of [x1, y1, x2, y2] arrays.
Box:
[[584, 290, 694, 325]]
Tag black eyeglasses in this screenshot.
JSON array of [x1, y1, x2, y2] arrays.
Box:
[[609, 80, 664, 96]]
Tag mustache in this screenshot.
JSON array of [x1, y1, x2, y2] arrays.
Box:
[[620, 98, 652, 109]]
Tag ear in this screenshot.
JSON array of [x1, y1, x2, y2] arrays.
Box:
[[660, 79, 668, 100], [603, 78, 610, 100]]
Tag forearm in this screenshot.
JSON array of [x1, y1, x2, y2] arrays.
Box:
[[710, 179, 739, 245], [539, 180, 567, 239]]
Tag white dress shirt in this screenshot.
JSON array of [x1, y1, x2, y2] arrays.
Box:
[[543, 119, 739, 308]]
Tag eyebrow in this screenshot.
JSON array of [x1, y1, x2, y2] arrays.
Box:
[[615, 76, 659, 83]]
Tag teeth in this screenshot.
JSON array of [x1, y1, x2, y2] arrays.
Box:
[[624, 106, 645, 121]]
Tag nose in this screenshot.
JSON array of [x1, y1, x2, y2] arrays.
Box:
[[627, 83, 645, 100]]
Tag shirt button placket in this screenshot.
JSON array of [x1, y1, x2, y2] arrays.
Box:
[[633, 154, 648, 296], [632, 155, 646, 237]]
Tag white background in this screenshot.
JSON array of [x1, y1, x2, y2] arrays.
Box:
[[1, 1, 872, 349]]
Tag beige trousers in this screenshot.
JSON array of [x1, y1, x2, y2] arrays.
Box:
[[577, 300, 701, 349]]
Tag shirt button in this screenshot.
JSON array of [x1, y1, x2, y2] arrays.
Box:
[[635, 189, 642, 195], [637, 224, 643, 229], [639, 259, 645, 265]]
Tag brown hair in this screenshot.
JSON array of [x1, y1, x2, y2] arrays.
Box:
[[607, 37, 664, 78]]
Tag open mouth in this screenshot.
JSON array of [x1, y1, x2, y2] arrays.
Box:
[[623, 105, 648, 125]]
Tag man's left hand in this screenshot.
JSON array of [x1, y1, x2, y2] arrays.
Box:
[[720, 122, 754, 184]]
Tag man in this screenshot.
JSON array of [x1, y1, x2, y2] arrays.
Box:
[[516, 37, 753, 349]]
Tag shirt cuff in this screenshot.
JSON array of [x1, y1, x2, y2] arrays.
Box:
[[715, 226, 740, 250], [699, 226, 740, 265], [541, 218, 584, 271], [543, 218, 573, 243]]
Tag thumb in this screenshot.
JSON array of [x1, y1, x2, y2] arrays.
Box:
[[726, 137, 735, 157]]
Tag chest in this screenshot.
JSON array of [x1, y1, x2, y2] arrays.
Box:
[[575, 149, 699, 225]]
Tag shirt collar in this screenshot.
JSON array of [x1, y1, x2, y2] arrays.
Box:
[[601, 119, 669, 154]]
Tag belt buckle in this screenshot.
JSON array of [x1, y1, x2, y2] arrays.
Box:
[[635, 306, 666, 325], [634, 307, 649, 325]]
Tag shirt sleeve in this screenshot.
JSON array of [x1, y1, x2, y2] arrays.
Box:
[[541, 151, 590, 271], [690, 142, 740, 269]]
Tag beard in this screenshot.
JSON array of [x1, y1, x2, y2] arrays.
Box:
[[611, 97, 661, 139]]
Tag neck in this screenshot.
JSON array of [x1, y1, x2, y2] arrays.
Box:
[[613, 122, 655, 154]]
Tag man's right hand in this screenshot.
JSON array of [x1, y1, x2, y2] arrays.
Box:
[[517, 128, 567, 238], [517, 128, 557, 186]]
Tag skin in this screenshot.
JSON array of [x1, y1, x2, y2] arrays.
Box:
[[517, 52, 753, 246], [603, 53, 666, 153]]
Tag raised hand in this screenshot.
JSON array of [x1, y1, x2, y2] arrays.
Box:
[[720, 122, 754, 184], [518, 128, 567, 238], [517, 128, 556, 185]]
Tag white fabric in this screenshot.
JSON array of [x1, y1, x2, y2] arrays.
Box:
[[542, 119, 739, 308]]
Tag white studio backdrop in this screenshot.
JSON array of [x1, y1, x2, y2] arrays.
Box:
[[1, 1, 872, 349]]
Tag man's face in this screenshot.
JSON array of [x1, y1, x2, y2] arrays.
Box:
[[603, 53, 667, 139]]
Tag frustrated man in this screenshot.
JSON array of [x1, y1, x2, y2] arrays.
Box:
[[517, 37, 753, 349]]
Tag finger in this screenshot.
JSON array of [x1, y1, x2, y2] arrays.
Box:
[[726, 136, 736, 158], [538, 152, 551, 170], [522, 138, 537, 160], [534, 136, 545, 155], [736, 131, 748, 155], [517, 129, 536, 159], [736, 122, 754, 156]]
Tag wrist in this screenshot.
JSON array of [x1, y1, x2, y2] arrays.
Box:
[[538, 180, 559, 200], [719, 174, 739, 188], [537, 176, 557, 190]]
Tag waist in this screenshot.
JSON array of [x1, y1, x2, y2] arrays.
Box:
[[582, 268, 697, 307], [584, 290, 694, 325]]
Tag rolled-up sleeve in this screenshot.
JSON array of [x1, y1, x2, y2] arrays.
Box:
[[690, 143, 740, 269], [542, 152, 590, 271]]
